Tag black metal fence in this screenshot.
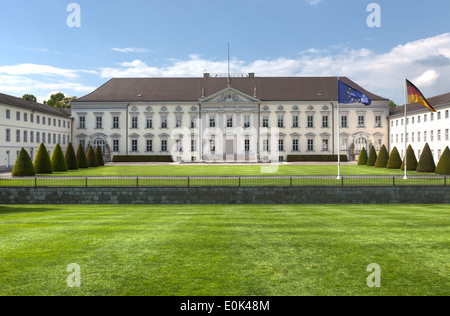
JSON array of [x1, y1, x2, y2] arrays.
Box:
[[0, 175, 448, 188]]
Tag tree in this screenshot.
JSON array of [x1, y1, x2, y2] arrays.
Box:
[[435, 147, 450, 175], [65, 143, 78, 170], [22, 94, 37, 102], [357, 147, 368, 166], [386, 147, 402, 169], [34, 143, 53, 174], [401, 145, 418, 171], [76, 144, 89, 169], [389, 101, 399, 108], [44, 93, 77, 109], [12, 148, 35, 177], [51, 144, 68, 172], [366, 146, 378, 167], [86, 145, 98, 168], [416, 143, 436, 173], [375, 145, 389, 168], [95, 146, 105, 167]]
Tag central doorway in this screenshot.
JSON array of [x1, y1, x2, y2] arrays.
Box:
[[226, 139, 234, 162]]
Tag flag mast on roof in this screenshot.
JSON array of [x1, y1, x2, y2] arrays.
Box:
[[227, 43, 231, 86]]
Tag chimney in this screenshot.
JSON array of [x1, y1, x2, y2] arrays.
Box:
[[203, 73, 210, 78], [248, 73, 255, 78]]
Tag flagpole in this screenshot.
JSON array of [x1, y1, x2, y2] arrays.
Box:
[[404, 77, 408, 180], [337, 77, 341, 180]]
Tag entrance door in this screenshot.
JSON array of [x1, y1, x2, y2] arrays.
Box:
[[226, 140, 234, 162]]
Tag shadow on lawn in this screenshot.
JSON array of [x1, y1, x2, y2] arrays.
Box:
[[0, 205, 60, 215]]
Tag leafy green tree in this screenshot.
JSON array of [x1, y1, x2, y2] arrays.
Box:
[[51, 144, 68, 172], [401, 145, 418, 171], [12, 148, 35, 177], [357, 147, 368, 165], [65, 143, 78, 170], [375, 145, 389, 168], [34, 143, 53, 174], [435, 147, 450, 175], [386, 147, 402, 169], [86, 145, 98, 168], [416, 143, 436, 173], [22, 94, 37, 102], [366, 146, 377, 167], [95, 146, 105, 167], [44, 93, 77, 109], [76, 144, 89, 169]]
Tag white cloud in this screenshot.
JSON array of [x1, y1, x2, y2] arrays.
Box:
[[111, 47, 152, 53], [413, 70, 440, 87], [306, 0, 323, 6], [0, 64, 80, 79]]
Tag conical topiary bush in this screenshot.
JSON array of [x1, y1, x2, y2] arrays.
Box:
[[401, 145, 418, 171], [357, 147, 368, 166], [86, 145, 98, 168], [51, 144, 68, 172], [366, 146, 377, 167], [95, 146, 105, 167], [375, 145, 389, 168], [76, 144, 89, 169], [34, 143, 53, 174], [417, 143, 436, 173], [65, 143, 78, 170], [12, 148, 35, 177], [386, 147, 402, 169], [435, 146, 450, 175]]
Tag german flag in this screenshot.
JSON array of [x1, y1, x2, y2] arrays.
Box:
[[406, 79, 436, 112]]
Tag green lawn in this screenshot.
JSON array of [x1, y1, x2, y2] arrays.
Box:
[[38, 164, 427, 177], [0, 204, 448, 296]]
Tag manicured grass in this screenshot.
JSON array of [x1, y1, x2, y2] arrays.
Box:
[[37, 164, 427, 177], [0, 204, 448, 296]]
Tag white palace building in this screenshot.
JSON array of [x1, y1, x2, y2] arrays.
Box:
[[1, 73, 448, 169]]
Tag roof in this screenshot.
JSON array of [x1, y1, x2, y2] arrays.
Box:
[[389, 91, 450, 117], [0, 93, 71, 118], [74, 76, 389, 103]]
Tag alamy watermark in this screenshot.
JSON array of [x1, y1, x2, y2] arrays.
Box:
[[367, 3, 381, 28], [367, 263, 381, 288], [67, 263, 81, 288], [67, 3, 81, 28]]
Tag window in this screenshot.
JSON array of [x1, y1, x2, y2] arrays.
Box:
[[417, 132, 421, 142], [30, 114, 34, 123], [292, 139, 299, 152], [244, 116, 251, 128], [209, 140, 216, 153], [68, 122, 70, 129], [418, 116, 421, 123], [113, 140, 119, 152], [79, 116, 86, 129], [131, 140, 138, 152], [277, 116, 284, 128], [63, 120, 65, 128], [401, 134, 404, 143], [446, 129, 449, 141], [176, 140, 182, 152], [6, 109, 10, 119], [161, 140, 168, 152], [322, 139, 329, 151], [53, 119, 56, 127], [412, 132, 415, 143], [424, 131, 427, 142], [262, 116, 269, 128], [50, 133, 53, 144], [6, 129, 10, 142], [190, 116, 197, 129], [161, 116, 168, 128], [438, 149, 442, 160], [411, 117, 415, 124], [322, 115, 328, 128], [437, 130, 441, 141], [307, 116, 314, 128], [191, 140, 197, 152], [263, 139, 269, 152], [176, 116, 182, 128], [37, 116, 40, 124], [278, 139, 284, 152], [146, 139, 153, 152], [227, 116, 233, 128], [396, 120, 398, 126], [437, 112, 441, 120], [79, 139, 85, 150], [24, 113, 28, 122], [430, 130, 434, 142], [341, 116, 348, 128], [396, 134, 398, 143], [431, 113, 434, 121], [401, 119, 404, 125], [391, 121, 394, 128], [245, 139, 250, 152], [293, 116, 299, 128], [424, 115, 427, 122], [58, 134, 61, 144], [30, 131, 34, 143], [358, 116, 365, 127], [113, 116, 120, 128], [24, 131, 28, 143], [16, 130, 21, 142], [307, 139, 314, 151], [63, 135, 66, 145], [43, 117, 46, 125], [58, 120, 61, 127], [146, 116, 153, 129], [375, 116, 382, 127], [37, 132, 40, 143], [446, 110, 449, 119], [131, 116, 138, 129], [16, 112, 20, 121], [209, 116, 216, 128], [96, 116, 103, 129]]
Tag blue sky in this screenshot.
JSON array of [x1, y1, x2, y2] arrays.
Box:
[[0, 0, 450, 104]]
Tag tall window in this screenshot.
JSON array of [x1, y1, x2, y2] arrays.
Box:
[[244, 116, 251, 128], [277, 116, 284, 128], [30, 131, 34, 143], [16, 130, 20, 142], [37, 132, 40, 143], [245, 139, 250, 152], [292, 139, 299, 152], [24, 113, 28, 122], [176, 116, 182, 128], [375, 116, 382, 127], [190, 116, 197, 128], [322, 115, 328, 128], [6, 109, 10, 119], [79, 116, 86, 129], [209, 116, 216, 128], [191, 140, 197, 152], [16, 112, 20, 121], [131, 116, 138, 129], [146, 139, 153, 152], [227, 116, 233, 128], [176, 140, 182, 152], [131, 140, 138, 152], [307, 139, 314, 151], [24, 131, 28, 143], [322, 139, 329, 151], [96, 116, 103, 129], [358, 115, 364, 127], [293, 116, 299, 128], [278, 139, 284, 151], [263, 139, 269, 152], [146, 116, 153, 129], [307, 116, 314, 128], [6, 129, 10, 142], [161, 116, 168, 129], [446, 129, 449, 141], [161, 140, 168, 152], [210, 140, 216, 153], [262, 116, 269, 128], [113, 116, 120, 128], [341, 116, 348, 128], [113, 139, 119, 152]]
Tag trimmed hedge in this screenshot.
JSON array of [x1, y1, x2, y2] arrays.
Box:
[[86, 145, 98, 168], [401, 145, 418, 171], [76, 144, 89, 169], [386, 147, 402, 169], [357, 148, 368, 166], [436, 146, 450, 175], [12, 148, 35, 177], [95, 146, 105, 167], [112, 155, 174, 163], [417, 143, 436, 173], [287, 155, 348, 162], [366, 146, 377, 167], [51, 144, 68, 172], [375, 145, 389, 168], [65, 143, 78, 170], [34, 143, 53, 174]]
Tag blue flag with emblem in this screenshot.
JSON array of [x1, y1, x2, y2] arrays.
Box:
[[338, 80, 372, 105]]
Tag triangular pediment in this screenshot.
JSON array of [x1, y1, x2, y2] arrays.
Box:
[[201, 87, 259, 103]]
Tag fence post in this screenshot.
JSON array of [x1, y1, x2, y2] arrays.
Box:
[[239, 177, 241, 187], [137, 177, 139, 188], [85, 176, 88, 188], [35, 176, 37, 188], [393, 177, 395, 186], [445, 176, 447, 187], [290, 177, 293, 187], [188, 177, 190, 188], [341, 176, 344, 187]]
